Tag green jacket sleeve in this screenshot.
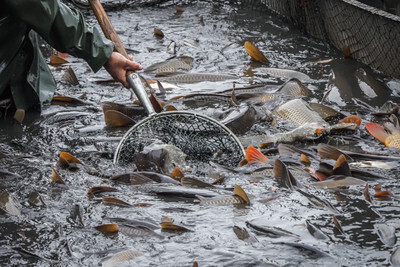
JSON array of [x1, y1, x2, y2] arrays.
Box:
[[4, 0, 114, 72]]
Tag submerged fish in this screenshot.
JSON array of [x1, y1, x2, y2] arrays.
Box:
[[312, 175, 366, 189], [160, 73, 237, 83], [195, 184, 250, 205], [275, 78, 311, 97], [305, 220, 328, 240], [101, 249, 142, 267], [258, 67, 312, 82], [375, 223, 397, 247], [221, 105, 257, 135], [0, 191, 21, 216]]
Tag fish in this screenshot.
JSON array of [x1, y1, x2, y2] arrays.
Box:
[[104, 110, 135, 127], [145, 56, 194, 76], [375, 223, 397, 247], [246, 146, 269, 164], [366, 121, 400, 149], [296, 188, 340, 214], [273, 242, 330, 259], [277, 143, 315, 160], [275, 78, 311, 97], [258, 67, 312, 82], [119, 224, 162, 238], [61, 66, 79, 85], [67, 204, 84, 227], [160, 73, 237, 83], [0, 191, 21, 216], [273, 158, 301, 189], [333, 216, 344, 234], [101, 249, 142, 267], [233, 226, 258, 243], [390, 247, 400, 266], [111, 172, 179, 185], [244, 41, 269, 64], [167, 40, 176, 55], [195, 184, 250, 205], [28, 191, 46, 207], [273, 99, 328, 126], [308, 103, 345, 121], [305, 220, 328, 240], [51, 167, 65, 184], [221, 105, 256, 135], [246, 221, 299, 238], [161, 216, 191, 232], [102, 197, 131, 207], [134, 140, 187, 175], [181, 176, 214, 188], [101, 102, 145, 118], [312, 175, 366, 189]]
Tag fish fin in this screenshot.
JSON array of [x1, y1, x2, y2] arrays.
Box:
[[161, 216, 173, 224], [171, 167, 184, 180], [306, 167, 328, 181], [157, 80, 167, 95], [150, 93, 163, 113], [51, 167, 65, 184], [339, 115, 362, 127], [246, 146, 268, 164], [238, 159, 248, 167], [165, 105, 178, 111], [273, 158, 285, 179], [234, 184, 250, 204], [104, 110, 135, 127], [50, 55, 69, 65], [61, 67, 79, 85], [244, 41, 269, 64], [333, 154, 351, 176], [231, 87, 239, 106], [301, 154, 311, 164], [317, 143, 352, 161], [365, 123, 390, 145], [194, 195, 207, 203]]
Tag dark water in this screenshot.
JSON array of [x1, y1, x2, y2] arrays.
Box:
[[1, 1, 400, 266]]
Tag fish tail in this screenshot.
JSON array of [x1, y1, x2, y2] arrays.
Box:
[[365, 123, 390, 145], [195, 195, 207, 204], [339, 115, 362, 127], [246, 146, 269, 164]]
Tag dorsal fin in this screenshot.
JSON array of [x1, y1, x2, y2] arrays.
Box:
[[234, 184, 250, 204], [246, 146, 268, 164], [165, 105, 177, 111], [244, 41, 269, 64], [104, 110, 135, 127], [317, 143, 352, 161], [231, 86, 239, 106], [157, 80, 167, 95], [150, 93, 163, 113], [333, 154, 351, 176]]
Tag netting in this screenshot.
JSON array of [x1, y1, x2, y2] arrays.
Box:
[[114, 111, 245, 170]]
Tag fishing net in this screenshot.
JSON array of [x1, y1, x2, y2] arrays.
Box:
[[114, 111, 245, 169]]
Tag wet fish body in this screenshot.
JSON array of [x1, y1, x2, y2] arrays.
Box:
[[259, 67, 312, 82], [275, 78, 311, 97], [375, 223, 397, 247], [305, 220, 328, 240], [312, 175, 366, 189], [274, 99, 327, 126], [221, 105, 256, 135], [160, 73, 237, 83], [101, 249, 142, 267], [0, 191, 21, 216], [196, 195, 246, 205]]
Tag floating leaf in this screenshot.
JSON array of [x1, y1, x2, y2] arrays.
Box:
[[95, 224, 119, 233], [244, 41, 269, 64], [51, 167, 65, 184]]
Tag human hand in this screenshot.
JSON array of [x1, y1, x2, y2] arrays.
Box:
[[103, 52, 143, 88]]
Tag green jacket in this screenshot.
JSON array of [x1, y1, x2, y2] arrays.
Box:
[[1, 0, 114, 110]]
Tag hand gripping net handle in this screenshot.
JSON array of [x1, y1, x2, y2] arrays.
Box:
[[114, 111, 246, 169]]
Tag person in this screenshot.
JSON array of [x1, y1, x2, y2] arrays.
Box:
[[0, 0, 142, 119]]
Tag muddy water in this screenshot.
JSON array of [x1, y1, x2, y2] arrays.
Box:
[[1, 1, 400, 266]]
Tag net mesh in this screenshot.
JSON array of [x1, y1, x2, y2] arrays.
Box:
[[114, 111, 245, 169]]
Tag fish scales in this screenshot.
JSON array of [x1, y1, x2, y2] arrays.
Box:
[[102, 250, 142, 267], [119, 225, 154, 237], [161, 73, 236, 83], [260, 68, 312, 82], [274, 99, 327, 126], [196, 195, 246, 205], [277, 79, 311, 96], [155, 60, 192, 75]]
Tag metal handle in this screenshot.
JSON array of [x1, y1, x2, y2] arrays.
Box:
[[127, 74, 155, 115]]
